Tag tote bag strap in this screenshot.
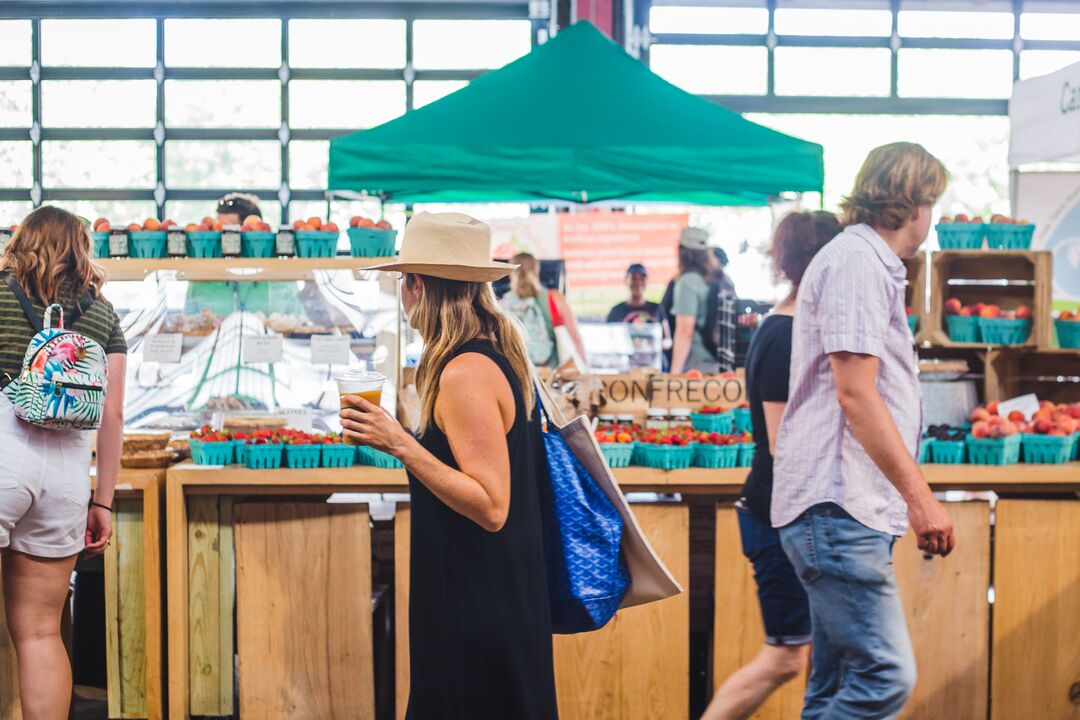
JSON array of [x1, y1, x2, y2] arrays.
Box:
[[532, 369, 570, 430]]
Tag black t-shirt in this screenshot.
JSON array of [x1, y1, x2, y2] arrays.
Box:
[[740, 314, 793, 524], [607, 300, 664, 325]]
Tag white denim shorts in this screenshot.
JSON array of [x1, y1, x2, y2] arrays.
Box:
[[0, 392, 94, 558]]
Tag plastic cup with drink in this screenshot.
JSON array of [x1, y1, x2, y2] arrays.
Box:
[[336, 369, 387, 445]]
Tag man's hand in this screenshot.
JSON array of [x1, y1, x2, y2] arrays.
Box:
[[907, 492, 955, 557]]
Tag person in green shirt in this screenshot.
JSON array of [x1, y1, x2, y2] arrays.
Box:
[[670, 227, 720, 375]]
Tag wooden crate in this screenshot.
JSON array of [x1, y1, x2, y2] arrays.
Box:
[[985, 349, 1080, 404], [904, 252, 928, 342], [926, 250, 1053, 349]]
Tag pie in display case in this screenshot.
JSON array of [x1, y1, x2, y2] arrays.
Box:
[[100, 259, 400, 435]]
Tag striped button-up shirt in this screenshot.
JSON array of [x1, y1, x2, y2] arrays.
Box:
[[771, 224, 921, 537]]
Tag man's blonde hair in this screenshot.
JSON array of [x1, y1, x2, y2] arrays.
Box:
[[839, 142, 947, 230]]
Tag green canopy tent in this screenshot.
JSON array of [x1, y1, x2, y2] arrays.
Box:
[[328, 21, 823, 205]]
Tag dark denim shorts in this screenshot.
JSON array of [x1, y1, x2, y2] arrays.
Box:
[[736, 502, 812, 646]]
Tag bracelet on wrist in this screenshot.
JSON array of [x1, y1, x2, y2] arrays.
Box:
[[90, 501, 114, 513]]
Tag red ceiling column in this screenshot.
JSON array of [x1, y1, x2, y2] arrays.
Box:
[[574, 0, 615, 38]]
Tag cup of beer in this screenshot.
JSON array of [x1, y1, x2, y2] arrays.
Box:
[[336, 370, 387, 445]]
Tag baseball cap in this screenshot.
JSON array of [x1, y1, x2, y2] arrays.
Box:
[[679, 227, 709, 250], [627, 263, 648, 277]]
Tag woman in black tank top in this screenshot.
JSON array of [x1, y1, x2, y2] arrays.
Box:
[[340, 212, 557, 720]]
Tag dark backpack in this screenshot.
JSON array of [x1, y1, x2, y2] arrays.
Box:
[[702, 275, 737, 372]]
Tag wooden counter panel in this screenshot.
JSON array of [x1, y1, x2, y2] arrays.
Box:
[[187, 496, 234, 717], [896, 501, 990, 720], [236, 503, 375, 720], [394, 508, 411, 720], [991, 500, 1080, 720], [0, 555, 22, 720], [105, 497, 148, 718]]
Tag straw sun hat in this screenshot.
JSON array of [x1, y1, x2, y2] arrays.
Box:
[[369, 211, 516, 283]]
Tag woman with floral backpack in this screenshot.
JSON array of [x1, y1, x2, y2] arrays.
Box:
[[0, 206, 127, 720]]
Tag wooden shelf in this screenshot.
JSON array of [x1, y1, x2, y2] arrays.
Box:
[[97, 256, 394, 282]]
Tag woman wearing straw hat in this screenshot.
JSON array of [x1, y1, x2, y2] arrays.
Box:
[[340, 212, 557, 720]]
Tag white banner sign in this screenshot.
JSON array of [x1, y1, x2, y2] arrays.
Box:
[[1009, 61, 1080, 167]]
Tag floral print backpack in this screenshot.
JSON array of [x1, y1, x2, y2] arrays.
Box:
[[1, 272, 108, 430]]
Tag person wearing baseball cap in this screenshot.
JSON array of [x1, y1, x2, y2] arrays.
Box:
[[607, 263, 667, 326]]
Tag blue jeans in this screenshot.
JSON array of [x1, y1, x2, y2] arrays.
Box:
[[778, 503, 916, 720]]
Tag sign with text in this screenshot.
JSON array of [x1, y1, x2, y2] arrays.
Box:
[[142, 333, 183, 363], [599, 372, 746, 416], [309, 335, 351, 365], [242, 334, 283, 364], [559, 214, 687, 290]]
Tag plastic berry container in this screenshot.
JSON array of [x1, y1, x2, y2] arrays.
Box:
[[186, 231, 222, 258], [694, 443, 739, 469], [600, 443, 635, 469], [357, 445, 404, 469], [295, 230, 340, 258], [91, 231, 110, 258], [243, 443, 283, 470], [691, 411, 734, 434], [929, 439, 966, 464], [347, 228, 397, 258], [946, 315, 981, 343], [1055, 319, 1080, 349], [936, 223, 985, 250], [985, 223, 1035, 250], [733, 408, 752, 434], [737, 442, 756, 467], [638, 443, 694, 470], [918, 438, 934, 464], [1021, 434, 1074, 464], [966, 435, 1021, 465], [978, 318, 1031, 346], [128, 231, 168, 259], [189, 439, 235, 466], [241, 231, 276, 258], [284, 443, 322, 469], [322, 443, 356, 468]]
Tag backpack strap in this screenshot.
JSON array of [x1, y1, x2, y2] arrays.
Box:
[[68, 290, 94, 328], [0, 271, 44, 333]]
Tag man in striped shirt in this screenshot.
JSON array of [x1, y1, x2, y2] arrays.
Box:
[[772, 143, 956, 720]]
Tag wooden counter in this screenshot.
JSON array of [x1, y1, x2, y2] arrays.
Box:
[[163, 461, 1079, 719]]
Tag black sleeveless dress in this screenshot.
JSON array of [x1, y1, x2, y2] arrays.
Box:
[[405, 339, 558, 720]]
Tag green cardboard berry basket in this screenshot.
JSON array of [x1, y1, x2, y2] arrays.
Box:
[[241, 231, 276, 258], [186, 231, 222, 258], [295, 230, 340, 258], [966, 435, 1021, 465], [985, 223, 1034, 250], [91, 231, 110, 258], [189, 439, 235, 465], [284, 443, 322, 469], [1055, 319, 1080, 349], [929, 439, 966, 464], [691, 412, 735, 434], [637, 443, 694, 470], [357, 445, 404, 469], [243, 443, 283, 470], [918, 438, 934, 464], [946, 315, 981, 343], [936, 223, 985, 250], [128, 230, 168, 258], [979, 318, 1031, 346], [322, 444, 356, 468], [600, 443, 635, 469], [694, 443, 740, 469], [1021, 434, 1074, 464], [347, 227, 397, 258], [737, 442, 756, 467], [733, 408, 752, 434]]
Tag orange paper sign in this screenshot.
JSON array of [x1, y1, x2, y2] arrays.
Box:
[[559, 214, 688, 290]]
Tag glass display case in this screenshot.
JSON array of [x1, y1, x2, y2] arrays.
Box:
[[100, 259, 400, 435], [581, 322, 664, 373]]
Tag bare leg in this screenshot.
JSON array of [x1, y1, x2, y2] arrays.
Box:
[[2, 548, 77, 720], [701, 644, 809, 720]]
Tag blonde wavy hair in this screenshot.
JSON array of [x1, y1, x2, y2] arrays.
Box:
[[509, 252, 544, 299], [406, 274, 535, 436], [840, 142, 948, 230], [1, 205, 106, 307]]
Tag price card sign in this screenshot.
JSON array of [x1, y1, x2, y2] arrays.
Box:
[[282, 406, 314, 431], [276, 229, 295, 256], [108, 230, 129, 257], [167, 230, 187, 256], [143, 333, 183, 363], [242, 334, 283, 364], [310, 334, 350, 365], [221, 228, 242, 256]]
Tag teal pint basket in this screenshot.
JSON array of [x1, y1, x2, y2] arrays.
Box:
[[284, 443, 322, 469], [691, 412, 734, 434], [738, 442, 756, 467], [936, 223, 985, 250], [1021, 434, 1074, 464], [733, 407, 752, 434], [907, 315, 918, 335], [189, 439, 235, 466], [241, 231, 276, 258], [186, 231, 222, 258], [966, 435, 1021, 465], [986, 223, 1034, 250], [693, 443, 739, 469], [91, 231, 110, 258], [600, 443, 635, 469], [347, 227, 397, 257], [243, 443, 283, 470], [918, 438, 934, 464], [979, 318, 1031, 346], [637, 443, 694, 470], [946, 315, 981, 343], [1055, 319, 1080, 349], [930, 439, 966, 464], [295, 230, 339, 258], [128, 231, 168, 258], [357, 445, 404, 469], [322, 444, 356, 468]]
